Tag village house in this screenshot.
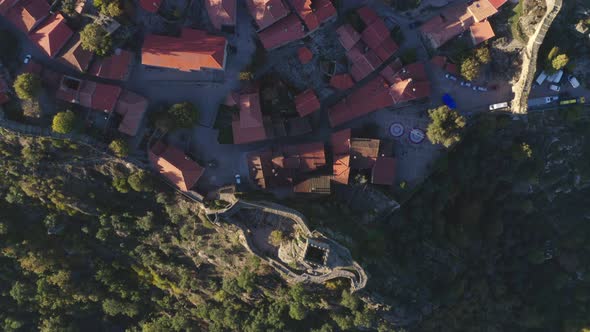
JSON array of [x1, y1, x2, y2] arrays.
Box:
[[419, 0, 507, 48], [30, 13, 73, 57], [149, 141, 205, 192], [142, 28, 227, 72], [59, 34, 93, 72], [89, 49, 134, 81], [5, 0, 48, 33], [205, 0, 236, 31], [231, 87, 269, 144]]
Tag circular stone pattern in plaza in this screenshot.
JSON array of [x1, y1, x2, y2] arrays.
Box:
[[409, 128, 425, 144], [389, 123, 404, 137]]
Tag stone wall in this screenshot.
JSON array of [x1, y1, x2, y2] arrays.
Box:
[[511, 0, 563, 114]]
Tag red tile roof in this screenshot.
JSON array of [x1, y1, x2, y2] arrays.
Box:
[[139, 0, 162, 13], [289, 0, 335, 31], [293, 176, 331, 194], [294, 89, 320, 117], [205, 0, 236, 30], [293, 142, 326, 171], [371, 157, 395, 185], [331, 128, 351, 155], [357, 6, 378, 25], [0, 0, 20, 15], [258, 13, 305, 49], [470, 20, 495, 45], [142, 28, 227, 71], [149, 141, 204, 191], [389, 79, 431, 103], [445, 63, 458, 75], [89, 49, 133, 81], [6, 0, 49, 33], [373, 37, 399, 62], [361, 19, 389, 50], [330, 73, 354, 90], [348, 44, 382, 81], [246, 0, 290, 31], [115, 90, 148, 136], [298, 46, 313, 64], [420, 0, 498, 48], [488, 0, 507, 9], [30, 14, 73, 57], [232, 91, 268, 144], [350, 137, 380, 169], [56, 77, 122, 113], [336, 24, 361, 51], [328, 76, 392, 126], [59, 34, 93, 72], [332, 154, 350, 184]]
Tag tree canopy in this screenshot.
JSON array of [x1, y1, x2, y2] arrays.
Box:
[[109, 139, 129, 158], [80, 24, 112, 56], [51, 110, 76, 134], [551, 54, 569, 71], [13, 73, 41, 101], [168, 102, 199, 129], [459, 57, 480, 81], [426, 106, 466, 147]]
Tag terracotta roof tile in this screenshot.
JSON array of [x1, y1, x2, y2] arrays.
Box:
[[467, 0, 497, 22], [30, 13, 72, 57], [330, 73, 354, 90], [246, 0, 290, 31], [331, 128, 351, 155], [488, 0, 507, 9], [350, 138, 380, 169], [336, 24, 361, 51], [371, 157, 395, 185], [232, 91, 268, 144], [142, 28, 226, 71], [6, 0, 49, 33], [205, 0, 236, 30], [328, 76, 392, 126], [294, 89, 320, 117], [349, 45, 382, 81], [361, 19, 389, 50], [430, 55, 447, 69], [293, 175, 331, 194], [373, 37, 399, 62], [289, 0, 335, 31], [89, 49, 133, 81], [149, 142, 204, 191], [115, 90, 148, 136], [59, 34, 93, 72], [0, 0, 20, 15], [258, 13, 305, 49], [469, 20, 495, 45]]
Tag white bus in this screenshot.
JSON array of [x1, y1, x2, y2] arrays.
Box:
[[489, 102, 510, 111]]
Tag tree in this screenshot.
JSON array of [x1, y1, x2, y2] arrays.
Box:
[[340, 290, 360, 311], [268, 230, 284, 246], [109, 139, 129, 157], [474, 47, 491, 64], [426, 106, 466, 148], [13, 73, 41, 100], [289, 302, 307, 320], [168, 102, 199, 129], [80, 24, 112, 56], [551, 54, 569, 71], [112, 177, 130, 193], [459, 57, 480, 81], [52, 110, 76, 134], [102, 1, 123, 17], [127, 170, 153, 192], [60, 0, 78, 15]]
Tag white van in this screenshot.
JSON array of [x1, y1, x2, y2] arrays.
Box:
[[568, 75, 580, 88], [489, 102, 509, 111], [535, 71, 547, 85], [552, 70, 564, 83]]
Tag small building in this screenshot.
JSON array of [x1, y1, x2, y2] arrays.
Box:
[[388, 62, 432, 103], [142, 28, 227, 72], [56, 76, 121, 113], [294, 89, 320, 117], [371, 157, 395, 185], [30, 13, 73, 57], [114, 90, 148, 136], [329, 73, 354, 90], [288, 0, 336, 32], [303, 238, 330, 266], [0, 0, 20, 15], [245, 0, 290, 31], [149, 141, 204, 192], [89, 49, 133, 81], [258, 13, 305, 50], [59, 34, 93, 72], [469, 20, 495, 45], [231, 90, 268, 144], [6, 0, 49, 33], [328, 76, 392, 126], [204, 0, 236, 31], [336, 24, 361, 51]]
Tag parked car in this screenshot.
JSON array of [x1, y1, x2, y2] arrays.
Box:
[[23, 54, 31, 64], [235, 174, 241, 185], [535, 71, 548, 85], [549, 84, 561, 92], [568, 75, 580, 88], [476, 86, 488, 92], [445, 73, 457, 81], [460, 81, 472, 87]]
